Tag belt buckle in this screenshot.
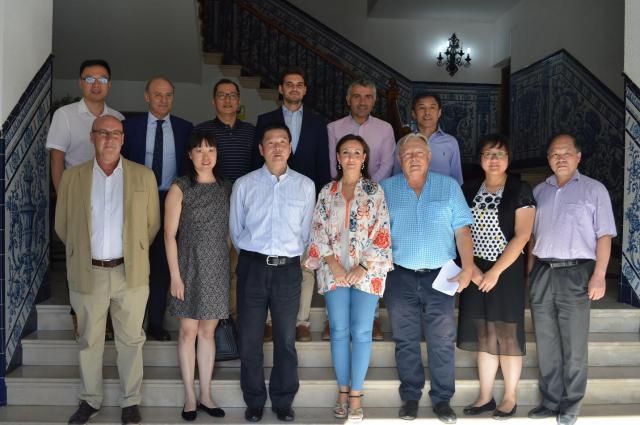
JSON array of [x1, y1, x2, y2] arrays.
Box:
[[266, 255, 279, 266]]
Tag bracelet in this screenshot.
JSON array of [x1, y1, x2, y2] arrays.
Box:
[[359, 262, 368, 271]]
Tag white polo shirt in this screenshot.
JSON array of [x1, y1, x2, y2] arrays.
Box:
[[45, 98, 125, 168]]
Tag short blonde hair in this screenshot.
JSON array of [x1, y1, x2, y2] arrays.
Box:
[[396, 132, 430, 158]]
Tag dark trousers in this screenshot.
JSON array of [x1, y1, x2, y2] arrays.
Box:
[[529, 260, 594, 415], [147, 190, 169, 331], [384, 266, 456, 405], [237, 250, 301, 409]]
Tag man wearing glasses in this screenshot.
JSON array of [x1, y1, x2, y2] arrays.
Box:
[[56, 115, 160, 425], [194, 79, 256, 322], [46, 59, 124, 339]]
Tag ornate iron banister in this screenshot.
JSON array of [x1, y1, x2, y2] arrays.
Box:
[[198, 0, 410, 131]]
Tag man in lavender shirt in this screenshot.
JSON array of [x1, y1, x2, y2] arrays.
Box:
[[527, 134, 616, 425], [326, 78, 395, 340], [392, 92, 463, 184]]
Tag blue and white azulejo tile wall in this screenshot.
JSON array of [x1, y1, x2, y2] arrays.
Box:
[[622, 75, 640, 306], [1, 56, 52, 379]]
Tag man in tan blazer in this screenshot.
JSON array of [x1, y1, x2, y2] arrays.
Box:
[[55, 115, 160, 425]]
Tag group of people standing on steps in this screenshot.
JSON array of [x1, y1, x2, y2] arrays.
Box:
[[49, 58, 616, 425]]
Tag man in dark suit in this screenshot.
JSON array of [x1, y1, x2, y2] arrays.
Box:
[[254, 68, 331, 342], [123, 76, 193, 341]]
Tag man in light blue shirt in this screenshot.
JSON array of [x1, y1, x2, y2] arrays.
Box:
[[392, 92, 463, 185], [230, 123, 315, 423], [381, 133, 474, 423]]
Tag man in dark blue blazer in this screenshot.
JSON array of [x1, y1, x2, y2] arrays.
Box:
[[122, 76, 193, 341], [254, 68, 331, 342]]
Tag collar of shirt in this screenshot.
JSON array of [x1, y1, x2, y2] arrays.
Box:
[[348, 113, 372, 127], [282, 104, 303, 117], [78, 98, 110, 117], [259, 163, 292, 183], [546, 170, 581, 188], [147, 112, 170, 126], [93, 156, 124, 178], [214, 116, 238, 129]]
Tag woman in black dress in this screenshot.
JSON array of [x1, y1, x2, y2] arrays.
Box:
[[457, 134, 536, 419]]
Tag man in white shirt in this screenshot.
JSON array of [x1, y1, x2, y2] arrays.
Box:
[[55, 115, 160, 425], [230, 123, 315, 422], [46, 59, 124, 339]]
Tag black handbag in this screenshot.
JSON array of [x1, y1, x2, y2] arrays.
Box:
[[215, 317, 239, 361]]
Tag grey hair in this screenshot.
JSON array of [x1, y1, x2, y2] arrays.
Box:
[[347, 78, 377, 101], [396, 132, 430, 158]]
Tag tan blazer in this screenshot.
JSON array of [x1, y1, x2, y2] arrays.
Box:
[[55, 158, 161, 294]]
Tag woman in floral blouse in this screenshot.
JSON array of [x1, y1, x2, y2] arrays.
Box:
[[305, 134, 393, 422]]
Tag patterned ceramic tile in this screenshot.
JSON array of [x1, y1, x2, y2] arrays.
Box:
[[1, 57, 52, 377]]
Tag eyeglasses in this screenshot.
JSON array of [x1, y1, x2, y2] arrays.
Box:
[[481, 151, 508, 160], [81, 76, 109, 85], [91, 129, 124, 139], [215, 92, 239, 100]]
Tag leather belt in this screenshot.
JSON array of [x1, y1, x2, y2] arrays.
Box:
[[91, 258, 124, 268], [242, 250, 300, 267], [394, 263, 440, 274], [539, 259, 590, 269]]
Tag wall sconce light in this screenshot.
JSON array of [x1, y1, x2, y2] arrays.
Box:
[[436, 33, 472, 77]]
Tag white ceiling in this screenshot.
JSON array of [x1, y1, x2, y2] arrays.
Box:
[[367, 0, 522, 22]]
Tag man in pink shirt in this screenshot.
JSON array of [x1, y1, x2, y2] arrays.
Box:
[[326, 79, 395, 340]]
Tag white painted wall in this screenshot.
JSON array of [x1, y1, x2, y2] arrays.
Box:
[[494, 0, 624, 98], [624, 0, 640, 83], [290, 0, 624, 96], [288, 0, 501, 84], [52, 64, 278, 126], [0, 0, 53, 123]]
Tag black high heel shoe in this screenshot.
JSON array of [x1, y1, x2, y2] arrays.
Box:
[[493, 404, 517, 420], [198, 403, 226, 417], [181, 406, 197, 421]]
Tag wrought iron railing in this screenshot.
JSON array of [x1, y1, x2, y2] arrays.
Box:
[[198, 0, 410, 136]]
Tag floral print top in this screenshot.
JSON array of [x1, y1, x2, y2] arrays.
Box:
[[305, 178, 393, 296]]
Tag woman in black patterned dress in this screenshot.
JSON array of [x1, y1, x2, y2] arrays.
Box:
[[165, 133, 229, 421], [457, 134, 536, 419]]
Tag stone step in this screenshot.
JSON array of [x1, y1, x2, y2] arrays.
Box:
[[6, 365, 640, 407], [239, 75, 262, 89], [2, 404, 639, 424], [36, 305, 640, 334], [202, 52, 223, 65], [20, 330, 640, 368], [219, 64, 242, 77]]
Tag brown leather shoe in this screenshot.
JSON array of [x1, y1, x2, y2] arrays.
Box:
[[296, 325, 312, 342], [264, 324, 273, 342], [372, 319, 384, 341], [322, 320, 331, 340]]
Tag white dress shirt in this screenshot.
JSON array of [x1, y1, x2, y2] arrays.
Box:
[[230, 165, 315, 257], [91, 158, 124, 260], [45, 98, 125, 168]]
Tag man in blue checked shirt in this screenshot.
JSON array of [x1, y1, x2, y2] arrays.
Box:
[[230, 123, 316, 423], [381, 132, 474, 424]]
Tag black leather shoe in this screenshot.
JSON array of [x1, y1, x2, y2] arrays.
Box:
[[181, 406, 197, 421], [245, 407, 264, 422], [463, 398, 496, 415], [272, 406, 295, 422], [147, 327, 171, 341], [433, 402, 457, 424], [399, 400, 419, 420], [121, 405, 141, 424], [556, 413, 578, 425], [493, 404, 517, 420], [68, 401, 99, 424], [198, 403, 225, 417], [528, 405, 558, 419]]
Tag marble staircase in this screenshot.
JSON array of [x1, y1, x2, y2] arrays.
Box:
[[2, 265, 640, 424]]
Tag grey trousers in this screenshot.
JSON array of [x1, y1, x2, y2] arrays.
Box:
[[529, 259, 594, 415]]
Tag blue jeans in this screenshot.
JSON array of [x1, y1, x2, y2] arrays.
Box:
[[384, 266, 456, 405], [324, 287, 379, 391]]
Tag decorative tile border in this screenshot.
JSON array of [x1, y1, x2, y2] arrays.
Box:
[[410, 82, 500, 162], [1, 56, 52, 393], [622, 74, 640, 306], [511, 49, 625, 240]]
